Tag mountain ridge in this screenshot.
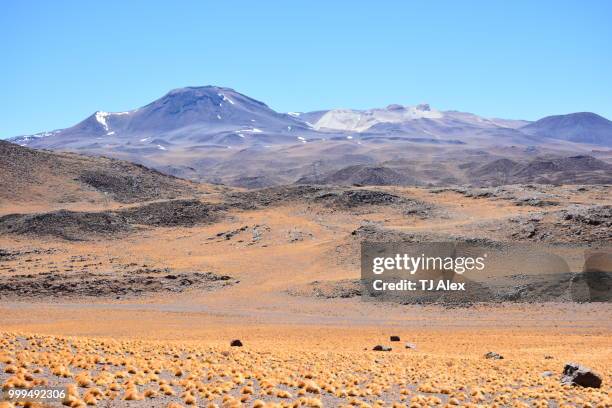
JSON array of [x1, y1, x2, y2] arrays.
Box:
[[10, 86, 612, 148], [7, 86, 612, 187]]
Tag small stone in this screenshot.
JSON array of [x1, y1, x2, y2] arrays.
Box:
[[230, 339, 243, 347], [390, 336, 400, 342], [404, 343, 417, 350], [484, 352, 503, 360], [372, 345, 392, 352]]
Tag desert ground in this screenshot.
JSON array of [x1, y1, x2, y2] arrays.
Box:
[[1, 141, 611, 407]]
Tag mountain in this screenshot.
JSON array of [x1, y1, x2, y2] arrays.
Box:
[[311, 104, 535, 143], [11, 86, 321, 151], [521, 112, 612, 146], [7, 86, 612, 187]]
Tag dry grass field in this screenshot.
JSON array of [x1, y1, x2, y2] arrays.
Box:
[[0, 319, 610, 407]]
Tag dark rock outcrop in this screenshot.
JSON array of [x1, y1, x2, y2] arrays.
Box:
[[561, 363, 602, 388]]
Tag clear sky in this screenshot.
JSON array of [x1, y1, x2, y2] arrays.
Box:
[[1, 0, 611, 137]]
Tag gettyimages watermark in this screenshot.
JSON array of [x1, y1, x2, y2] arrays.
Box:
[[360, 242, 611, 304]]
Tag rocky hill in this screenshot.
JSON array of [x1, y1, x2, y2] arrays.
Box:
[[0, 140, 200, 210]]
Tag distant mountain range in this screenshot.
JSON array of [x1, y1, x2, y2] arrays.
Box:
[[7, 86, 612, 187]]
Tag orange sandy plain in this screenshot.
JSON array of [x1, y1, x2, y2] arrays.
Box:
[[0, 187, 611, 407]]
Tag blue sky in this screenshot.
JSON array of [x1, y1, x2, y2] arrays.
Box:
[[1, 0, 611, 137]]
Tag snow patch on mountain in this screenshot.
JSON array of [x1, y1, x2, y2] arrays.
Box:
[[236, 127, 263, 134], [314, 104, 443, 132], [94, 110, 132, 133], [218, 93, 235, 105], [95, 111, 110, 131]]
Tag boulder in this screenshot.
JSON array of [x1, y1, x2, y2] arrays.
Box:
[[372, 345, 392, 352], [561, 363, 602, 388], [230, 339, 243, 347]]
